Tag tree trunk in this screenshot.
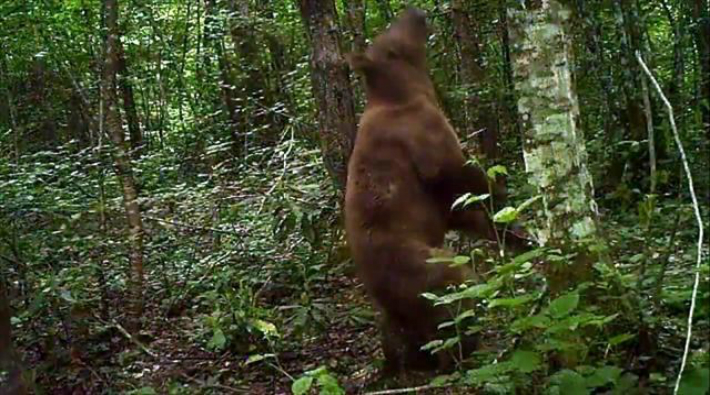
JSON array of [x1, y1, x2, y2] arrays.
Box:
[[261, 7, 291, 134], [690, 0, 710, 138], [205, 0, 241, 158], [1, 53, 20, 163], [509, 0, 601, 296], [343, 0, 367, 112], [30, 59, 58, 148], [451, 0, 498, 160], [298, 0, 358, 192], [603, 0, 652, 188], [0, 281, 27, 394], [343, 0, 367, 53], [497, 0, 521, 149], [117, 39, 142, 158], [102, 0, 145, 331], [575, 0, 622, 149], [229, 0, 264, 148]]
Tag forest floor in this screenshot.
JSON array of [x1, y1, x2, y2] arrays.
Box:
[[24, 268, 468, 394]]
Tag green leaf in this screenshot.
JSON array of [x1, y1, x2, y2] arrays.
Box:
[[466, 362, 514, 385], [493, 207, 518, 223], [465, 193, 490, 207], [421, 292, 440, 302], [516, 195, 541, 213], [452, 193, 472, 209], [489, 295, 532, 308], [426, 256, 454, 264], [245, 353, 275, 365], [251, 319, 279, 338], [454, 309, 476, 324], [452, 193, 490, 209], [453, 255, 471, 266], [421, 339, 443, 351], [441, 336, 460, 350], [678, 365, 710, 395], [557, 370, 588, 394], [549, 293, 579, 318], [292, 376, 314, 395], [511, 314, 550, 332], [487, 165, 508, 179], [510, 350, 541, 373], [207, 328, 226, 350], [612, 373, 639, 394], [317, 373, 344, 395], [429, 283, 498, 306], [586, 366, 622, 388], [512, 248, 545, 265], [608, 333, 635, 347]]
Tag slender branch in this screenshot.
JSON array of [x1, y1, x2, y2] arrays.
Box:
[[641, 74, 656, 193], [112, 319, 157, 358], [636, 51, 705, 395]]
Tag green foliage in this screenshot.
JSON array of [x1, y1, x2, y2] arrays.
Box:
[[292, 366, 344, 395]]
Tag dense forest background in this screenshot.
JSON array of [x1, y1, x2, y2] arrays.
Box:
[[0, 0, 708, 393]]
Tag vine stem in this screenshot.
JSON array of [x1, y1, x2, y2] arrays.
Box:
[[636, 51, 705, 395]]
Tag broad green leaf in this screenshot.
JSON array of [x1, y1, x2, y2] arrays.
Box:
[[493, 207, 518, 223], [208, 328, 226, 350], [511, 314, 551, 332], [557, 370, 588, 394], [586, 366, 622, 388], [466, 362, 513, 385], [678, 365, 710, 395], [317, 373, 344, 395], [549, 293, 579, 318], [510, 350, 541, 373], [292, 376, 314, 395], [612, 373, 640, 394]]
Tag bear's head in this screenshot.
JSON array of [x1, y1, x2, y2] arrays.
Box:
[[348, 7, 435, 103]]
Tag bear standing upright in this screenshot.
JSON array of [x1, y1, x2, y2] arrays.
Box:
[[344, 7, 506, 373]]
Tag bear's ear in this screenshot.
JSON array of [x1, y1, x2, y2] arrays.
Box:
[[346, 52, 374, 75]]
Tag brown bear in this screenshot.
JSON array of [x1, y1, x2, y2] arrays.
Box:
[[344, 7, 509, 374]]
